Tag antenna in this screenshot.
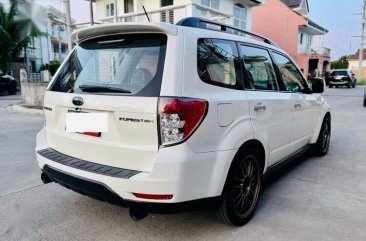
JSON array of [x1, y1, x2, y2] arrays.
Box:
[[142, 5, 150, 22]]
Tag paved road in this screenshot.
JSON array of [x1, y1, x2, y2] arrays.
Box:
[[1, 87, 366, 241]]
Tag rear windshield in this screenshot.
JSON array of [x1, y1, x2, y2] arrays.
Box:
[[331, 71, 348, 76], [50, 34, 167, 96]]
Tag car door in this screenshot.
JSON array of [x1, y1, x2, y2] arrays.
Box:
[[239, 45, 294, 166], [272, 52, 321, 152]]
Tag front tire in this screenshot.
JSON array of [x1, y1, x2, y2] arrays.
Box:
[[216, 148, 262, 226], [312, 115, 331, 156]]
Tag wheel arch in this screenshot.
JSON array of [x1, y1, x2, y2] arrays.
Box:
[[218, 139, 266, 196], [310, 111, 331, 144]]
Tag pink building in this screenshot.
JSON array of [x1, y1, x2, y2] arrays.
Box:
[[252, 0, 330, 78]]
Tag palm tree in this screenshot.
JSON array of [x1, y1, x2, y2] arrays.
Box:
[[0, 0, 45, 73]]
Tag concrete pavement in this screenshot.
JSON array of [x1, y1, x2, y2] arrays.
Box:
[[0, 87, 366, 241]]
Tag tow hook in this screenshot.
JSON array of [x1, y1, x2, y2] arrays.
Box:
[[129, 207, 148, 221]]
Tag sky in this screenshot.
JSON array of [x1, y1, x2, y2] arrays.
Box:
[[308, 0, 362, 60]]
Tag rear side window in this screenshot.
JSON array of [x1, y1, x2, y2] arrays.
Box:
[[197, 39, 243, 89], [272, 53, 306, 92], [50, 34, 167, 96], [239, 45, 278, 91]]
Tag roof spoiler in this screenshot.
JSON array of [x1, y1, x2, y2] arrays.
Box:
[[71, 22, 178, 44]]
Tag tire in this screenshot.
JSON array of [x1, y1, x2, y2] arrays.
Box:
[[329, 85, 333, 88], [216, 148, 262, 226], [335, 86, 339, 88], [352, 84, 356, 88], [312, 115, 331, 156], [7, 82, 17, 95], [347, 83, 351, 88]]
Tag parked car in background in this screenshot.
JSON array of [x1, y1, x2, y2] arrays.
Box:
[[36, 18, 331, 226], [0, 70, 17, 95], [328, 69, 356, 88]]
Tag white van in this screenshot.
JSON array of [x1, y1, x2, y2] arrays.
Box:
[[36, 18, 331, 226]]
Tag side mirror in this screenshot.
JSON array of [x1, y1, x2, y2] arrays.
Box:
[[311, 78, 324, 93]]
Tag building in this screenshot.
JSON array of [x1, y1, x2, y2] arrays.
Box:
[[94, 0, 266, 31], [6, 0, 71, 81], [348, 50, 366, 79], [252, 0, 330, 78]]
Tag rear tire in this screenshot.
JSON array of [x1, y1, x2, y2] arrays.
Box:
[[329, 84, 333, 88], [312, 115, 331, 156], [7, 82, 16, 95], [335, 86, 339, 88], [216, 148, 262, 226]]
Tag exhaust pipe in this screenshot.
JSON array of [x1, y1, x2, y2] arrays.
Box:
[[129, 207, 148, 221], [41, 172, 53, 184]]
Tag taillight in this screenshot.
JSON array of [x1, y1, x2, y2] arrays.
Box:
[[158, 97, 208, 146]]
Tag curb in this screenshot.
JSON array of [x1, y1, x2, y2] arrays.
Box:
[[6, 103, 44, 115]]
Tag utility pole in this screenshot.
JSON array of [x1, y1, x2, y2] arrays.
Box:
[[359, 0, 366, 106], [89, 0, 94, 25], [64, 0, 73, 53]]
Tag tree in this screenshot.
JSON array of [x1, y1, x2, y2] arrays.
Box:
[[0, 1, 44, 72], [331, 56, 349, 70]]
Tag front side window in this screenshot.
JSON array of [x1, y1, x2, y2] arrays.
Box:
[[106, 3, 115, 17], [240, 45, 278, 91], [273, 53, 306, 92], [197, 38, 242, 89], [50, 34, 167, 97]]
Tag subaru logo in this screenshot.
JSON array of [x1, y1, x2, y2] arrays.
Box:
[[72, 96, 84, 106]]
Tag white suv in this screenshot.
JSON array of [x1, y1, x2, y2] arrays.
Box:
[[36, 18, 331, 226]]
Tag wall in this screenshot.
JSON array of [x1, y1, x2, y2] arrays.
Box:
[[20, 82, 48, 107], [252, 0, 309, 75], [349, 59, 366, 79]]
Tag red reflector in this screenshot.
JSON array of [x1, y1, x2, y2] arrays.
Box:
[[133, 193, 173, 200], [82, 132, 101, 137]]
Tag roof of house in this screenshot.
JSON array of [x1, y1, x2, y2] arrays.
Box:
[[308, 19, 329, 33], [348, 49, 366, 60]]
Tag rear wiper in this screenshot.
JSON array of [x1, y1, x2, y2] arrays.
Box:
[[79, 84, 131, 94]]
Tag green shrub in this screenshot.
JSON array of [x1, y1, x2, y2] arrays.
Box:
[[48, 60, 61, 76], [357, 78, 366, 86]]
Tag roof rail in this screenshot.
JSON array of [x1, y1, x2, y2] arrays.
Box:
[[176, 17, 277, 47]]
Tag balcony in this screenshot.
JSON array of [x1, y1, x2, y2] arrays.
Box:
[[310, 47, 331, 58], [100, 3, 231, 25]]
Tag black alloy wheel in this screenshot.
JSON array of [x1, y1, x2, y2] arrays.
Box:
[[216, 148, 262, 226]]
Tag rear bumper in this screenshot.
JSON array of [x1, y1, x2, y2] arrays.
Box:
[[36, 128, 236, 204], [42, 165, 220, 213]]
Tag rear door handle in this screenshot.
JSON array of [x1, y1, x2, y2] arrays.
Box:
[[254, 103, 267, 112]]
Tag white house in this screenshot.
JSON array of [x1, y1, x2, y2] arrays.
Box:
[[2, 0, 71, 80], [94, 0, 266, 31]]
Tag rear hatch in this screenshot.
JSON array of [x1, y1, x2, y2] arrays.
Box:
[[43, 33, 167, 172]]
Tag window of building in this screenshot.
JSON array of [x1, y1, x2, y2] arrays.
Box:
[[201, 0, 219, 9], [272, 52, 306, 92], [240, 45, 278, 91], [160, 0, 174, 23], [233, 4, 247, 30], [161, 0, 173, 7], [106, 3, 115, 17], [197, 39, 243, 89], [299, 33, 303, 44], [124, 0, 134, 13]]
